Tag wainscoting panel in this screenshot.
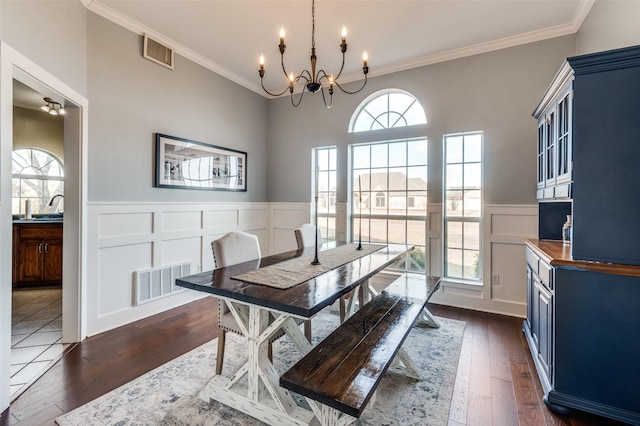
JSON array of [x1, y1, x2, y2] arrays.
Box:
[[427, 205, 442, 277], [241, 207, 269, 230], [204, 209, 238, 232], [272, 228, 298, 254], [97, 242, 153, 318], [87, 202, 269, 336], [268, 203, 311, 254], [87, 202, 537, 336], [98, 212, 153, 238], [161, 210, 202, 233], [431, 204, 537, 317], [161, 236, 201, 268], [335, 203, 348, 243]]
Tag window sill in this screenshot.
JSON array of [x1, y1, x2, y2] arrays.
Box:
[[441, 278, 483, 288]]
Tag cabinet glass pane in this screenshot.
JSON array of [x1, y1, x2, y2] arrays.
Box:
[[537, 125, 544, 184], [546, 113, 555, 180]]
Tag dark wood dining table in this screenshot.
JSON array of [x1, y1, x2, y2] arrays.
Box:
[[175, 243, 415, 426]]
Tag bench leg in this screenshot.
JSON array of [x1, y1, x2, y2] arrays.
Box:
[[306, 399, 357, 426], [416, 307, 440, 328], [391, 347, 422, 380]]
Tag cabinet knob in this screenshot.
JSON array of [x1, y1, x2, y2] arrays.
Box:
[[44, 244, 49, 254], [38, 243, 42, 253]]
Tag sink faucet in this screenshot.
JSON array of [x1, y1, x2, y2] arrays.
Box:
[[48, 194, 64, 213]]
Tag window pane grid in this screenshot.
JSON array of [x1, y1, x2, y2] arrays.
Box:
[[444, 132, 483, 282], [12, 149, 64, 215], [314, 147, 337, 243], [350, 90, 427, 133], [351, 138, 427, 273]]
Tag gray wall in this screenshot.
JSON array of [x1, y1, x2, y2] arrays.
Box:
[[0, 0, 87, 97], [267, 35, 577, 205], [13, 106, 65, 160], [87, 13, 269, 202], [577, 0, 640, 55]]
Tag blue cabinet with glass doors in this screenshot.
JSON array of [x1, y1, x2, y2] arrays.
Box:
[[525, 45, 640, 425]]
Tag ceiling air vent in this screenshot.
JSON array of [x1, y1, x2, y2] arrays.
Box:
[[143, 34, 174, 70]]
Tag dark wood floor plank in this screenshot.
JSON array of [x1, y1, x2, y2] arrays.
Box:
[[467, 391, 493, 426], [5, 297, 218, 425], [3, 296, 626, 426], [488, 317, 513, 382], [490, 377, 519, 426], [468, 312, 492, 398]]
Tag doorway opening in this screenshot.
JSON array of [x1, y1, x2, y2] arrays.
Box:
[[1, 44, 88, 406], [10, 80, 68, 400]]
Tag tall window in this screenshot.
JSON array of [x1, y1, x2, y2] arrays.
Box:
[[349, 89, 427, 133], [314, 147, 337, 243], [443, 132, 483, 282], [12, 148, 64, 215], [352, 139, 428, 272]]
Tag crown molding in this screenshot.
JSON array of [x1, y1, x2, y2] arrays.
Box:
[[81, 0, 263, 96], [82, 0, 595, 99], [371, 0, 595, 79]]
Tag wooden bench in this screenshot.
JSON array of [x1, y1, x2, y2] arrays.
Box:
[[280, 291, 427, 425], [383, 273, 441, 328], [343, 272, 442, 328]]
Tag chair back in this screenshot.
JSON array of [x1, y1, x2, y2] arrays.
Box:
[[294, 224, 323, 250], [211, 231, 261, 268]]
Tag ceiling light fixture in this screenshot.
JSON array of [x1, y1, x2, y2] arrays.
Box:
[[40, 97, 65, 116], [258, 0, 368, 108]]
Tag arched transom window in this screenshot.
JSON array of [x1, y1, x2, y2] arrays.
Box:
[[349, 89, 427, 133], [12, 148, 64, 215]]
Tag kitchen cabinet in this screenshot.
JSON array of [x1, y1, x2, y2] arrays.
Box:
[[525, 44, 640, 425], [535, 66, 572, 200], [13, 222, 63, 287], [524, 240, 640, 424], [525, 247, 553, 390]]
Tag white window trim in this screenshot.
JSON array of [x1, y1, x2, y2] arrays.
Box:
[[442, 131, 484, 285]]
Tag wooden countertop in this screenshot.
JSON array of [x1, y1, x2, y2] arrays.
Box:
[[526, 239, 640, 277]]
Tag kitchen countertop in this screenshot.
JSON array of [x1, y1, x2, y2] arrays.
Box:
[[13, 217, 63, 224], [526, 239, 640, 277]]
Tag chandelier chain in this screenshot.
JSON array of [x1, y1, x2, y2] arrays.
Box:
[[311, 0, 315, 49]]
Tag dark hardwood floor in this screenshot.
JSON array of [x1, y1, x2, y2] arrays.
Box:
[[2, 289, 625, 425]]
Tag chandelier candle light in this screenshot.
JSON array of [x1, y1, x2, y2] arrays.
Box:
[[258, 0, 369, 108]]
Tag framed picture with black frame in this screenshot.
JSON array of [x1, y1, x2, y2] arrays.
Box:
[[155, 133, 247, 192]]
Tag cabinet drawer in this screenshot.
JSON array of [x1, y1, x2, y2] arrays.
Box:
[[539, 260, 553, 290], [526, 248, 539, 273], [18, 224, 63, 239], [543, 187, 555, 199], [554, 183, 571, 199]]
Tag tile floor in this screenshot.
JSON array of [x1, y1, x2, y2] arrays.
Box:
[[10, 287, 68, 400]]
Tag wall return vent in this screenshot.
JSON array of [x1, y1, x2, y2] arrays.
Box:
[[143, 34, 174, 69], [134, 261, 190, 305]]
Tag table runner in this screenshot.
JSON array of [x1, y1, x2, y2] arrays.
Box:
[[231, 243, 386, 289]]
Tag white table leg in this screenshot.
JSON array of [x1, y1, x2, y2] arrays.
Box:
[[198, 303, 315, 426]]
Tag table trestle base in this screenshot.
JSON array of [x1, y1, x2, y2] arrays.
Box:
[[199, 376, 318, 426]]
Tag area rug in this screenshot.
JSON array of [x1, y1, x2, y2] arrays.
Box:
[[56, 310, 465, 426]]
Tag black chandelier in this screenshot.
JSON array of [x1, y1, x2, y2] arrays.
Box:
[[258, 0, 368, 108]]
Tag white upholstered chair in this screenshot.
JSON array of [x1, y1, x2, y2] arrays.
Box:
[[294, 223, 323, 251], [212, 231, 310, 375], [212, 231, 261, 375]]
